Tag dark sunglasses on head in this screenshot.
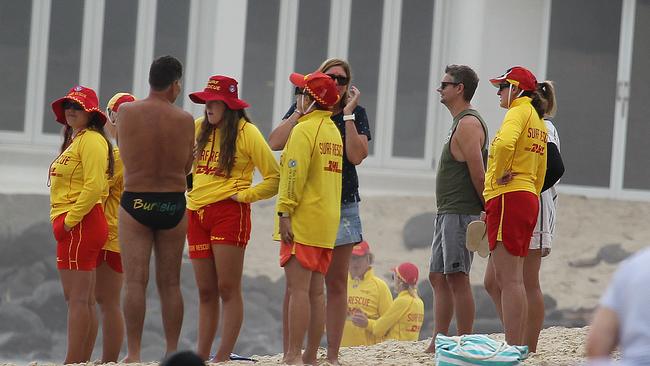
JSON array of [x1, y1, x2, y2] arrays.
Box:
[[62, 100, 84, 111], [439, 81, 460, 89], [498, 83, 510, 91], [326, 74, 349, 85]]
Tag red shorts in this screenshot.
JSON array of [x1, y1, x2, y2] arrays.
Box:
[[187, 199, 251, 259], [96, 249, 123, 273], [53, 204, 108, 270], [280, 241, 333, 274], [486, 191, 539, 257]]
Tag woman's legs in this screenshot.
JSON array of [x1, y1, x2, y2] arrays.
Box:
[[303, 271, 326, 365], [491, 243, 526, 345], [324, 243, 354, 364], [212, 245, 246, 362], [523, 249, 544, 352], [83, 271, 98, 361], [191, 257, 220, 360], [59, 269, 95, 364], [284, 257, 314, 365], [483, 256, 503, 323], [95, 262, 124, 362]]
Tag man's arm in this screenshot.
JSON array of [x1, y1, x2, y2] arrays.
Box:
[[454, 116, 486, 205], [586, 307, 620, 359]]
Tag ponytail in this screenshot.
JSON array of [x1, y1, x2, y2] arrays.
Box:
[[538, 80, 557, 118]]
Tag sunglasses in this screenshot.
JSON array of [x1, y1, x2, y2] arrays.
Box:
[[62, 100, 84, 111], [326, 74, 349, 86], [294, 87, 304, 96], [498, 83, 510, 91], [439, 81, 460, 89]]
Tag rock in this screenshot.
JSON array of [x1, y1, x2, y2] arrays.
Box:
[[0, 303, 46, 334], [597, 243, 632, 264], [0, 222, 55, 267], [0, 331, 53, 358], [403, 212, 435, 250], [20, 281, 66, 331], [543, 294, 558, 311]]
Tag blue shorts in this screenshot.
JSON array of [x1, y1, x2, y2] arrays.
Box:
[[335, 202, 363, 246]]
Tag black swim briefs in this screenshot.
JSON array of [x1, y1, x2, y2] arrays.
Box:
[[120, 191, 186, 230]]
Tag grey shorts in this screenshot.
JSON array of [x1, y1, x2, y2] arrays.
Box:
[[429, 213, 479, 274], [335, 201, 363, 246]]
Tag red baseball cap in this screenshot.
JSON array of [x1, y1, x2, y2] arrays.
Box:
[[351, 241, 370, 256], [189, 75, 250, 110], [51, 85, 107, 126], [289, 71, 340, 107], [489, 66, 538, 91], [393, 262, 419, 286]]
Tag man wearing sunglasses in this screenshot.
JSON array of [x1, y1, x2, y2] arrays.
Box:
[[425, 65, 488, 353]]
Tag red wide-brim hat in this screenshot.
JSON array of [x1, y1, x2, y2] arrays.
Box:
[[189, 75, 249, 110], [51, 85, 107, 126]]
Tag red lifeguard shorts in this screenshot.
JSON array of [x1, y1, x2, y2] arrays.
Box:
[[187, 199, 251, 259], [96, 249, 123, 273], [486, 191, 539, 257], [280, 241, 333, 274], [53, 204, 108, 270]]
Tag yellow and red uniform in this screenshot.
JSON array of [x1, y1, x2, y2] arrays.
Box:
[[483, 96, 547, 256], [274, 110, 343, 249], [342, 268, 393, 347], [97, 147, 123, 272], [187, 117, 280, 209], [365, 290, 425, 342], [49, 129, 109, 270], [187, 117, 279, 256]]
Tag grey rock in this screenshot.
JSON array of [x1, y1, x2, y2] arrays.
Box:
[[403, 212, 435, 250], [598, 243, 632, 264]]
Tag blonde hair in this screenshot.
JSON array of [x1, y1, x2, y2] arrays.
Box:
[[318, 58, 352, 108], [538, 80, 557, 118]]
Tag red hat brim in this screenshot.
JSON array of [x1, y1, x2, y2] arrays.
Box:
[[289, 73, 308, 88], [189, 92, 250, 110], [51, 96, 108, 126]]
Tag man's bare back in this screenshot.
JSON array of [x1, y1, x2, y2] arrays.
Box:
[[118, 97, 194, 192]]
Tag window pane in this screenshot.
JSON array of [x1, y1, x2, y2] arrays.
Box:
[[154, 0, 190, 107], [392, 0, 434, 158], [294, 0, 330, 74], [546, 0, 621, 187], [0, 0, 32, 132], [624, 0, 650, 189], [348, 0, 382, 155], [42, 0, 84, 134], [99, 0, 138, 107], [241, 0, 280, 138]]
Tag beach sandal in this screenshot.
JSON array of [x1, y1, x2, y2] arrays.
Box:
[[466, 220, 489, 258], [230, 353, 257, 363]]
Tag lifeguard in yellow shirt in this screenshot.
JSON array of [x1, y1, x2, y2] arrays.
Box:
[[342, 241, 393, 347], [275, 71, 342, 365], [483, 66, 548, 346], [49, 86, 113, 364], [186, 75, 280, 362], [351, 262, 425, 342]]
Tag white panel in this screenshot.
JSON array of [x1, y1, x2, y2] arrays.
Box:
[[26, 0, 52, 144], [327, 0, 351, 59], [271, 0, 299, 128], [212, 0, 247, 84], [79, 0, 105, 89], [132, 0, 157, 99]]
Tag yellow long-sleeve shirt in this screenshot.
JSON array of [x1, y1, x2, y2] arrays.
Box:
[[483, 97, 547, 202], [49, 129, 109, 227], [342, 268, 394, 347], [274, 110, 343, 248], [103, 147, 123, 253], [366, 290, 424, 342], [187, 117, 280, 210]]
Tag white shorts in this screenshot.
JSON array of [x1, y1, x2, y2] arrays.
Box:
[[529, 187, 557, 250]]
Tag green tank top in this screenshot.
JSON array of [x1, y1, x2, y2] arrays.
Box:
[[435, 109, 488, 215]]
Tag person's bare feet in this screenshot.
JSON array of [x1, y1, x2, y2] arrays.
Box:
[[284, 354, 304, 365], [325, 356, 341, 365], [121, 354, 141, 363], [424, 340, 436, 354]]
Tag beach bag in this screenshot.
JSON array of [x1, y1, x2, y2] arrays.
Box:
[[435, 334, 529, 365]]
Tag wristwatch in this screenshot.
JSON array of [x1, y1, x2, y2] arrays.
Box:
[[277, 212, 290, 218], [343, 113, 355, 121]]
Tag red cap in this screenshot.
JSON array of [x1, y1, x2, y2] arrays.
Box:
[[289, 71, 340, 107], [189, 75, 250, 110], [51, 85, 107, 126], [393, 262, 419, 286], [106, 92, 136, 113], [489, 66, 538, 91], [351, 241, 370, 256]]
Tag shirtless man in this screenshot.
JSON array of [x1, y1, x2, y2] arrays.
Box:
[[116, 55, 194, 362]]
